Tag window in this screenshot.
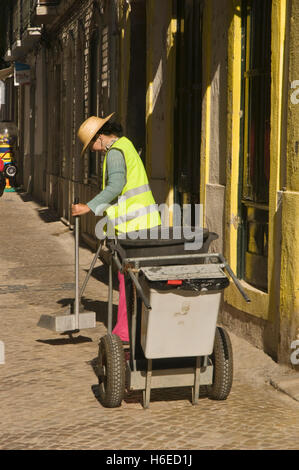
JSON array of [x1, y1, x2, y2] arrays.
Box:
[[101, 26, 109, 90], [239, 0, 272, 291]]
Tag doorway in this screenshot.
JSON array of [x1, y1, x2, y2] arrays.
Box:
[[173, 0, 203, 225], [126, 0, 146, 161]]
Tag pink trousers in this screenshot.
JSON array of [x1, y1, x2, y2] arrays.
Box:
[[112, 271, 129, 342]]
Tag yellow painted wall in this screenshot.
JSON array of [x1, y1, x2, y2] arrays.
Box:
[[224, 0, 287, 331], [224, 0, 242, 276], [278, 0, 299, 363]]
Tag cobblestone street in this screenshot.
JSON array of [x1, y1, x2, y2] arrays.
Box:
[[1, 191, 299, 451]]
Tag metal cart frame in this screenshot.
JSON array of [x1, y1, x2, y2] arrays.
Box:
[[99, 246, 250, 408]]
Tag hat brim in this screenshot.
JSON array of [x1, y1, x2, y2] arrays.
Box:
[[80, 112, 115, 156]]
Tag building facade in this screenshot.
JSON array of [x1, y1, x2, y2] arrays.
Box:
[[1, 0, 299, 366]]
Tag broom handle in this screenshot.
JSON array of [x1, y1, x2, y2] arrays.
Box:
[[74, 197, 80, 329]]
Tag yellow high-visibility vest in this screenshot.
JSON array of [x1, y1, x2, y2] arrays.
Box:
[[102, 137, 161, 234]]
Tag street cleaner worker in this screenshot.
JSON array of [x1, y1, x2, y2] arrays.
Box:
[[73, 113, 161, 344]]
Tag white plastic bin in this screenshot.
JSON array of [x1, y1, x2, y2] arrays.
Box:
[[139, 264, 226, 359]]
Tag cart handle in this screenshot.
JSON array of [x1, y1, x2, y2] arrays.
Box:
[[217, 254, 251, 303], [127, 268, 152, 310], [113, 253, 152, 309], [122, 252, 251, 304]]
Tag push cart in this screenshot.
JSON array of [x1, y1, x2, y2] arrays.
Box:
[[97, 228, 250, 409]]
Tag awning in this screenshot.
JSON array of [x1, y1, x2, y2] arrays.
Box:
[[0, 66, 14, 81]]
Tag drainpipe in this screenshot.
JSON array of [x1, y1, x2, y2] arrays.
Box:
[[29, 76, 36, 194]]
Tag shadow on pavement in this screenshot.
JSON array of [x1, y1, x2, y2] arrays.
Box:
[[17, 191, 63, 223], [87, 264, 119, 289], [90, 382, 206, 408], [35, 298, 118, 346], [54, 297, 117, 329], [88, 354, 208, 408], [89, 383, 144, 408], [36, 208, 61, 223], [36, 334, 93, 346], [123, 386, 208, 406], [17, 191, 33, 203]]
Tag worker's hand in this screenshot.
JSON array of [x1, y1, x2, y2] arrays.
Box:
[[71, 203, 91, 217]]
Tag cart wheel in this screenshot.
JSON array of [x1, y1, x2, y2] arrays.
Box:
[[207, 326, 233, 400], [97, 334, 125, 408]]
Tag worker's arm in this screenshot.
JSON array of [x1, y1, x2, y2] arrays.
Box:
[[71, 149, 126, 217]]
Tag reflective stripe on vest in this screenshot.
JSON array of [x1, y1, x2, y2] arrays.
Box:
[[102, 137, 161, 234], [109, 183, 152, 209], [123, 183, 151, 200], [109, 203, 159, 227]]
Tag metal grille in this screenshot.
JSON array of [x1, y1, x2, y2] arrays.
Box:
[[238, 0, 272, 292], [241, 0, 271, 204], [101, 26, 109, 89]]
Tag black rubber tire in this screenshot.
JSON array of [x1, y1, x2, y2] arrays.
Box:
[[98, 334, 125, 408], [207, 326, 233, 400], [5, 164, 17, 178]]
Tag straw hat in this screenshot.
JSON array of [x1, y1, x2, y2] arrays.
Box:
[[77, 113, 115, 156]]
